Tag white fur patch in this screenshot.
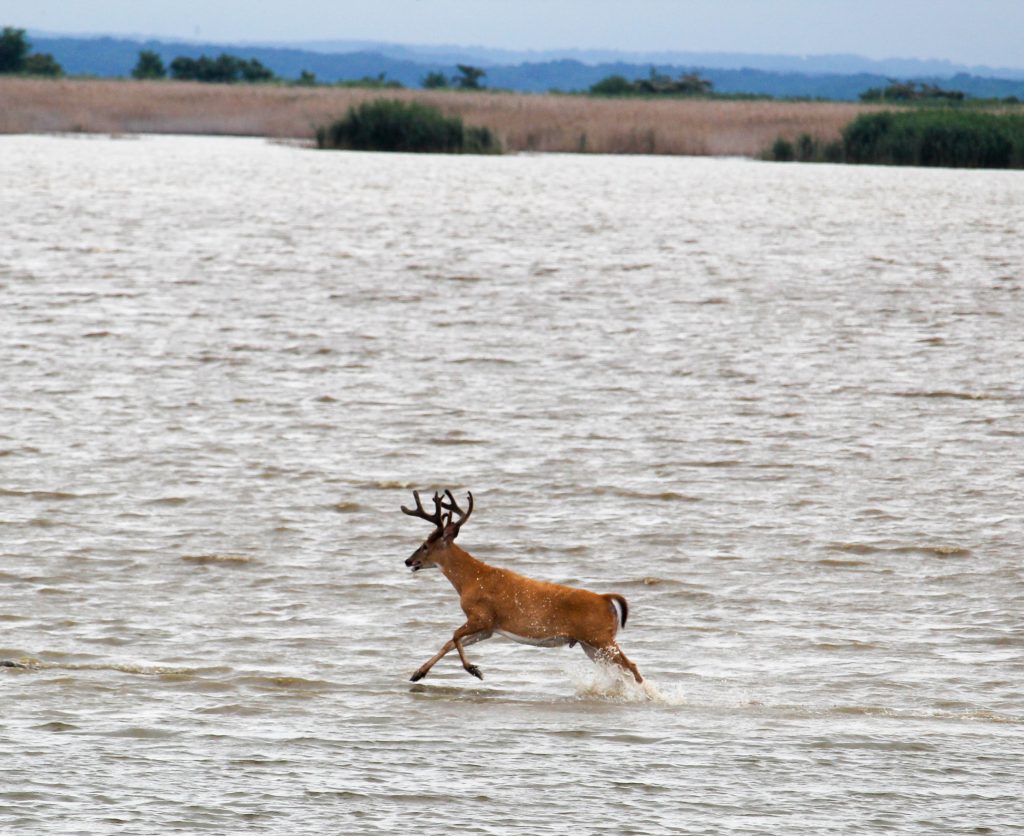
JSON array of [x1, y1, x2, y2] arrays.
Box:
[[608, 597, 625, 629], [495, 629, 570, 648]]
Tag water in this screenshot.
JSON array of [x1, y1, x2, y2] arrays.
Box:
[[2, 134, 1022, 834]]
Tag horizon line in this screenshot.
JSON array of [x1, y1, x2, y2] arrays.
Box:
[[21, 27, 1024, 76]]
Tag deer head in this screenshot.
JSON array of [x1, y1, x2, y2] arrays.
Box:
[[402, 489, 473, 572]]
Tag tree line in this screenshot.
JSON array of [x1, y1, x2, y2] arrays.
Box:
[[3, 24, 1007, 105], [589, 69, 714, 96], [0, 27, 63, 76], [130, 50, 275, 83], [859, 81, 965, 102], [2, 26, 492, 90], [131, 50, 490, 90]]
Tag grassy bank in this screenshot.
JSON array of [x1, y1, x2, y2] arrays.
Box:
[[0, 76, 881, 156], [767, 108, 1024, 168], [843, 110, 1024, 168]]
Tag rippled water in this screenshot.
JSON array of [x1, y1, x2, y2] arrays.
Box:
[[2, 134, 1023, 833]]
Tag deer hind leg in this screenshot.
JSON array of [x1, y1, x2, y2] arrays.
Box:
[[410, 625, 491, 682], [581, 641, 643, 684]]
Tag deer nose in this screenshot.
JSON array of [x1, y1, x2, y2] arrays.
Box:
[[405, 556, 415, 567]]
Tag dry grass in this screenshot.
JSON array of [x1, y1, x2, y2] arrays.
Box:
[[0, 77, 887, 156]]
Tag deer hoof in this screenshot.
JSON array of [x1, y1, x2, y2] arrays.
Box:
[[410, 670, 426, 682], [465, 665, 483, 680]]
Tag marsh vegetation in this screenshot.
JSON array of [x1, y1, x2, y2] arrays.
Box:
[[769, 109, 1024, 168], [315, 99, 500, 154], [0, 77, 876, 156]]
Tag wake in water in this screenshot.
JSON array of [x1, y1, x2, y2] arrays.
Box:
[[567, 660, 1024, 725], [567, 658, 684, 704]]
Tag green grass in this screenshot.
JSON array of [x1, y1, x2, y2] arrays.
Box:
[[843, 110, 1024, 168], [769, 133, 844, 163], [315, 98, 501, 154], [767, 109, 1024, 168]]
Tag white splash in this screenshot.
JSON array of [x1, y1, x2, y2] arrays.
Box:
[[567, 659, 686, 705]]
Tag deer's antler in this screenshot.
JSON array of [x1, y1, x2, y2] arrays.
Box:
[[440, 490, 473, 538], [401, 490, 447, 531]]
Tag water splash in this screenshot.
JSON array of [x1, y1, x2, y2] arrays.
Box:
[[567, 659, 685, 705]]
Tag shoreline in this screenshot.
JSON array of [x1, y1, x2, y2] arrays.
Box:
[[0, 77, 884, 157]]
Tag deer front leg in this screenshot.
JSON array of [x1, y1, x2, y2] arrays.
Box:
[[453, 623, 490, 679], [410, 624, 491, 682], [410, 639, 455, 682]]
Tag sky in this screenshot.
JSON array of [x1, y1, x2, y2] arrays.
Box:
[[3, 0, 1023, 69]]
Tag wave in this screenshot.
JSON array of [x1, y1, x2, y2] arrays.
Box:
[[0, 487, 83, 501], [815, 558, 870, 568], [591, 486, 703, 502], [230, 674, 338, 692], [356, 479, 417, 490], [181, 553, 254, 566], [1, 657, 338, 695], [0, 657, 229, 677], [893, 389, 1010, 401], [827, 542, 972, 558]]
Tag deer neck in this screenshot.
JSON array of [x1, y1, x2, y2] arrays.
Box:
[[436, 543, 487, 595]]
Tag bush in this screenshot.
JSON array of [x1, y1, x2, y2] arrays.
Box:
[[238, 58, 274, 82], [454, 64, 485, 90], [23, 52, 63, 77], [771, 137, 795, 162], [589, 74, 634, 95], [422, 71, 449, 89], [334, 73, 403, 89], [316, 99, 500, 154], [843, 110, 1024, 168], [768, 134, 844, 163], [589, 69, 713, 97], [0, 26, 63, 76], [169, 53, 276, 83], [132, 50, 166, 80], [859, 81, 965, 102], [0, 25, 29, 73], [463, 125, 499, 154]]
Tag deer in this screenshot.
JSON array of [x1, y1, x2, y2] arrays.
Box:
[[401, 489, 643, 684]]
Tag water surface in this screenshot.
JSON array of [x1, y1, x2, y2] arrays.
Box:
[[1, 135, 1022, 833]]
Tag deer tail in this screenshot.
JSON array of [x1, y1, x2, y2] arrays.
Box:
[[604, 594, 629, 629]]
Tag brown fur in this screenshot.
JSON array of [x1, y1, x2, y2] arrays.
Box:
[[406, 525, 642, 684]]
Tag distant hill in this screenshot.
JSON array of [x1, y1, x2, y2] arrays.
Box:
[[256, 40, 1024, 81], [31, 35, 439, 84], [27, 33, 1024, 101]]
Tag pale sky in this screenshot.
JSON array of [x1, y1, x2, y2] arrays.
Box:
[[4, 0, 1023, 69]]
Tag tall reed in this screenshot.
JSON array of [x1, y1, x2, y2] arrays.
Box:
[[0, 77, 886, 157]]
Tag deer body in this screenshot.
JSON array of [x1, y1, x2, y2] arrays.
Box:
[[402, 490, 642, 684]]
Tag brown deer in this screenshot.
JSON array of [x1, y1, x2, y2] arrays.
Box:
[[402, 490, 643, 684]]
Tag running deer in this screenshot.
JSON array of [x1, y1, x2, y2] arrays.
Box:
[[401, 490, 643, 683]]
